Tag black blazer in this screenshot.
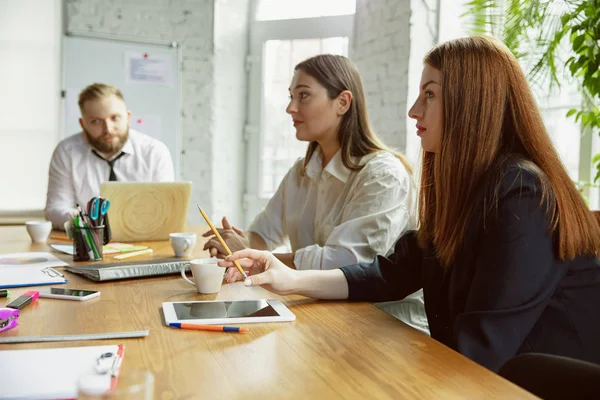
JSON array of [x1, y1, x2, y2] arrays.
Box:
[[341, 161, 600, 372]]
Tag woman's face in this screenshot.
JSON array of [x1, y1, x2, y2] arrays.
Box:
[[408, 64, 443, 153], [286, 70, 348, 143]]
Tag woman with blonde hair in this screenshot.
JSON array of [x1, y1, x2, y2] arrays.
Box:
[[205, 54, 426, 332], [220, 37, 600, 372]]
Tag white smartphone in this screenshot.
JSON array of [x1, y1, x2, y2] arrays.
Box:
[[162, 299, 296, 325], [38, 287, 100, 301]]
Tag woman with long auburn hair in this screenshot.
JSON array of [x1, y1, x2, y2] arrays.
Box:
[[218, 37, 600, 372], [204, 54, 427, 332]]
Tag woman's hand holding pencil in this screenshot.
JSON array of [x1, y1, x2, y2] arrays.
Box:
[[217, 248, 298, 295], [197, 206, 249, 280]]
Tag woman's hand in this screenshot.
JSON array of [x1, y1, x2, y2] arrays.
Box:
[[202, 216, 250, 258], [218, 249, 299, 296]]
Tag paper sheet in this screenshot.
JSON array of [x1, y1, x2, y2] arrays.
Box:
[[125, 52, 174, 86], [0, 252, 68, 288], [0, 252, 67, 269], [51, 243, 149, 256], [0, 345, 119, 399]]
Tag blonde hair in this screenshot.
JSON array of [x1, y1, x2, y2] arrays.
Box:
[[78, 83, 125, 112], [294, 54, 412, 175]]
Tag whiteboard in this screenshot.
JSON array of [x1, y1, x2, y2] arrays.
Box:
[[62, 35, 181, 178]]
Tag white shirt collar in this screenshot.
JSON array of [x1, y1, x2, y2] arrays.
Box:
[[306, 148, 351, 183]]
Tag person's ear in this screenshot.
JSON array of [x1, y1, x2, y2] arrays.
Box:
[[337, 90, 353, 116], [78, 118, 85, 131], [127, 110, 131, 124]]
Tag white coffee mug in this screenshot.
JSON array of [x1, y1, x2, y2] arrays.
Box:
[[25, 220, 52, 243], [170, 232, 197, 257], [181, 258, 225, 294]]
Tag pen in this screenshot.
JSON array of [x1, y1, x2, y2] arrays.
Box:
[[0, 289, 9, 298], [109, 345, 125, 391], [74, 213, 95, 260], [114, 248, 153, 260], [169, 322, 249, 333]]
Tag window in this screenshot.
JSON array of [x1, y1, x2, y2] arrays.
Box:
[[260, 38, 349, 195], [243, 0, 354, 226], [0, 0, 62, 213], [256, 0, 355, 21], [438, 1, 594, 206]]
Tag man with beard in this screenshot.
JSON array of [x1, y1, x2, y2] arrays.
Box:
[[45, 83, 174, 229]]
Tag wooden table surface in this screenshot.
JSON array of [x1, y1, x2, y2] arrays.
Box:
[[0, 225, 536, 399]]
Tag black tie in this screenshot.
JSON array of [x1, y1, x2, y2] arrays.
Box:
[[92, 150, 126, 181]]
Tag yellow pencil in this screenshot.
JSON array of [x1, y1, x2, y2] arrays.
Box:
[[114, 248, 153, 260], [197, 205, 248, 279]]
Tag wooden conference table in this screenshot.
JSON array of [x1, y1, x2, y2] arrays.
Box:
[[0, 226, 535, 399]]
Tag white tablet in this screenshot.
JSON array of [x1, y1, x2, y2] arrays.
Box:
[[162, 299, 296, 325]]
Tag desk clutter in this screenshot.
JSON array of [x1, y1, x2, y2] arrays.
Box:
[[0, 213, 297, 399], [65, 197, 112, 262]]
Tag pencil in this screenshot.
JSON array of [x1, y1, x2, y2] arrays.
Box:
[[197, 205, 248, 279], [169, 322, 249, 333], [114, 248, 153, 260]]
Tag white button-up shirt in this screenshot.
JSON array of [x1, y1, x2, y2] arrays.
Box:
[[45, 130, 174, 229], [249, 149, 417, 271]]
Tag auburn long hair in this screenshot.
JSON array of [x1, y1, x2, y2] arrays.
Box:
[[294, 54, 411, 174], [418, 36, 600, 266]]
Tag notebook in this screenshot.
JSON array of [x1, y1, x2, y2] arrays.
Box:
[[0, 344, 124, 399], [100, 181, 192, 242], [0, 252, 68, 288], [50, 242, 149, 256], [66, 257, 190, 281]]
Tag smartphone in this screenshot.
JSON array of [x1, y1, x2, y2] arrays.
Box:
[[38, 287, 100, 301]]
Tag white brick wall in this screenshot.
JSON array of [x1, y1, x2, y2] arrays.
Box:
[[351, 0, 411, 153], [351, 0, 438, 168], [66, 0, 248, 224], [406, 0, 439, 166]]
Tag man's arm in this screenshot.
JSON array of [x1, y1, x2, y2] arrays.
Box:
[[45, 146, 77, 229]]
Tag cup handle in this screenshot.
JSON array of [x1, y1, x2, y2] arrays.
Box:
[[181, 265, 195, 286], [183, 239, 191, 252]]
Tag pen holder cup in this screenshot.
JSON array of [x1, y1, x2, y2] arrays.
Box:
[[73, 225, 105, 262]]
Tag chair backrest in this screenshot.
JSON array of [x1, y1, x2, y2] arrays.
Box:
[[499, 353, 600, 399]]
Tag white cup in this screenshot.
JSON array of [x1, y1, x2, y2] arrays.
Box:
[[181, 258, 225, 294], [25, 220, 52, 243], [170, 232, 197, 257]]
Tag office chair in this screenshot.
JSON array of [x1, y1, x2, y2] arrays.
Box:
[[499, 353, 600, 399]]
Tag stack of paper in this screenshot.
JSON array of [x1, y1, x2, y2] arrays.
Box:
[[0, 252, 68, 288]]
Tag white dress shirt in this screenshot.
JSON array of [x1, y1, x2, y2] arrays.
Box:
[[249, 149, 416, 269], [45, 129, 174, 229]]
